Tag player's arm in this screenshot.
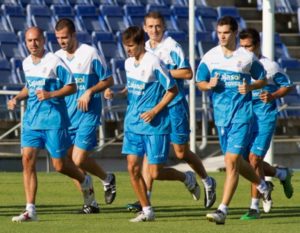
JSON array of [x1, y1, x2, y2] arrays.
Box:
[[238, 78, 267, 94], [239, 59, 267, 94], [104, 87, 128, 100], [7, 87, 29, 110], [140, 85, 178, 123], [248, 78, 267, 91], [170, 68, 193, 80], [36, 83, 77, 101], [197, 73, 219, 91], [78, 76, 114, 112], [260, 86, 293, 103]]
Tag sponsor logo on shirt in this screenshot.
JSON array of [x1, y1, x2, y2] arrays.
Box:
[[75, 77, 86, 90], [27, 79, 46, 88]]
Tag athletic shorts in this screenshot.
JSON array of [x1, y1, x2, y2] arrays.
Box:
[[122, 132, 170, 164], [69, 126, 97, 151], [248, 120, 276, 157], [217, 123, 252, 156], [169, 99, 190, 144], [21, 128, 71, 158]]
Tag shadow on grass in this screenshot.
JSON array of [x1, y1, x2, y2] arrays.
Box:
[[0, 204, 128, 217], [151, 205, 300, 221]]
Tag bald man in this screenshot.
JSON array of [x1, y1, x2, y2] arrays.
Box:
[[7, 27, 95, 222]]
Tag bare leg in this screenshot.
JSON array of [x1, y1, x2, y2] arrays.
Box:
[[22, 147, 38, 205], [148, 164, 185, 182], [263, 161, 276, 177], [141, 156, 153, 192], [249, 153, 264, 199], [173, 143, 208, 178], [127, 155, 150, 207]]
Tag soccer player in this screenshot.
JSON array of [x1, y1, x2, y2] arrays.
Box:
[[121, 26, 199, 222], [7, 27, 94, 222], [238, 28, 294, 220], [196, 16, 272, 224], [54, 18, 116, 213], [126, 11, 217, 212]]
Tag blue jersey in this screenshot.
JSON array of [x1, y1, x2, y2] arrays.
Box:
[[252, 56, 293, 123], [196, 45, 266, 127], [55, 44, 112, 129], [22, 51, 74, 130], [124, 51, 176, 135], [145, 36, 190, 106]]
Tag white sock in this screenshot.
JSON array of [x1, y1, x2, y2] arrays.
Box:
[[142, 206, 153, 215], [26, 203, 36, 213], [218, 204, 228, 215], [202, 176, 212, 188], [250, 198, 260, 212], [275, 168, 287, 181], [257, 180, 267, 193]]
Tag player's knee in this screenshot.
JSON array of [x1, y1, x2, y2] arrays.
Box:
[[249, 154, 263, 169], [127, 163, 140, 177], [52, 160, 65, 173], [149, 166, 162, 180], [22, 154, 36, 169], [174, 144, 188, 160]]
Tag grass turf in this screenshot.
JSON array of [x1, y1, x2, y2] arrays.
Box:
[[0, 171, 299, 233]]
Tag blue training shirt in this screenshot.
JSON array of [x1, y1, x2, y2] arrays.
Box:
[[196, 45, 266, 127], [252, 56, 293, 123], [124, 51, 176, 135], [22, 51, 74, 130], [145, 36, 190, 106], [56, 44, 112, 129]]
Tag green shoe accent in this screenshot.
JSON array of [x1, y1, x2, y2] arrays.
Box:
[[240, 209, 260, 220], [126, 201, 142, 213], [281, 169, 294, 199]]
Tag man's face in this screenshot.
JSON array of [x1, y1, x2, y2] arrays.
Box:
[[217, 24, 236, 47], [143, 17, 164, 43], [239, 38, 255, 52], [55, 27, 75, 51], [25, 29, 45, 56], [123, 39, 143, 58]]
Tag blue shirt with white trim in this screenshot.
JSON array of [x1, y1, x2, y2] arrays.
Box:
[[124, 51, 176, 135], [252, 56, 293, 123], [196, 45, 266, 127], [56, 44, 112, 129], [145, 36, 190, 106], [22, 51, 74, 130]]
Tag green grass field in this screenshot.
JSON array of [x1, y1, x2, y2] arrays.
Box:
[[0, 171, 299, 233]]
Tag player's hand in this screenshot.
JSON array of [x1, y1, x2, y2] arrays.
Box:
[[7, 98, 17, 110], [238, 78, 250, 94], [104, 88, 114, 100], [208, 74, 219, 89], [77, 89, 92, 112], [36, 90, 51, 101], [140, 110, 156, 123], [259, 91, 274, 103]]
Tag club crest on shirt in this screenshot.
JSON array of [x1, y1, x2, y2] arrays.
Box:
[[237, 60, 242, 68], [77, 63, 82, 69], [141, 70, 145, 77], [42, 67, 47, 74]]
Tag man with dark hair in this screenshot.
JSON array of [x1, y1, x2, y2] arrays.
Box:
[[8, 27, 94, 222], [55, 18, 116, 214], [126, 11, 217, 212], [196, 16, 272, 224], [121, 26, 199, 222], [239, 28, 294, 220]]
